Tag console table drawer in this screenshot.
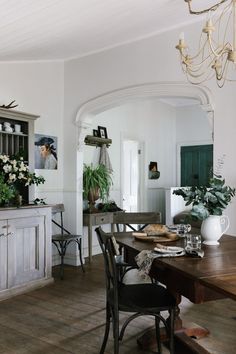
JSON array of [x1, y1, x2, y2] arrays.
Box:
[[83, 212, 114, 262], [95, 214, 113, 225]]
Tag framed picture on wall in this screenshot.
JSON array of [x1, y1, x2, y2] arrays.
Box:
[[148, 161, 160, 179], [34, 134, 58, 170], [98, 126, 108, 139]]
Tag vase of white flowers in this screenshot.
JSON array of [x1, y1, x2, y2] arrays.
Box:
[[0, 154, 45, 206]]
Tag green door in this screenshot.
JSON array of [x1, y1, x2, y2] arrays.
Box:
[[181, 145, 213, 187]]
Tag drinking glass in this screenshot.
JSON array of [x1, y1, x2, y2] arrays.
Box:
[[176, 223, 191, 236], [185, 234, 201, 250]]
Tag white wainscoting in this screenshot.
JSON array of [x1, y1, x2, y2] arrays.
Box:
[[147, 188, 166, 223]]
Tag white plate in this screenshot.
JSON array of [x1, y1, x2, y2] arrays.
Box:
[[154, 246, 184, 254]]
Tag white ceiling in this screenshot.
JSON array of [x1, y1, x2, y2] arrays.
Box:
[[0, 0, 214, 61]]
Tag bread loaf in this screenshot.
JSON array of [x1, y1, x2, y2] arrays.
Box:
[[143, 224, 168, 236]]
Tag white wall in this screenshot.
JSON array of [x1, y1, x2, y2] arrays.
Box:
[[84, 99, 176, 191], [64, 20, 236, 237], [176, 105, 212, 144], [0, 61, 64, 204]]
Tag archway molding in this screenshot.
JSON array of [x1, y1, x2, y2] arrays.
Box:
[[75, 82, 214, 150]]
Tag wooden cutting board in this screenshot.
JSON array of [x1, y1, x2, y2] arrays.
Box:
[[133, 233, 179, 242]]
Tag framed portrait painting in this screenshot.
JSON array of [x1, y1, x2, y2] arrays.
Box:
[[35, 134, 58, 170]]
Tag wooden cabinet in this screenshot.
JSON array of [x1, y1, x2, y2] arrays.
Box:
[[0, 107, 39, 202], [0, 206, 53, 300]]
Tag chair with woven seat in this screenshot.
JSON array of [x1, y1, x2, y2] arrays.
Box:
[[95, 226, 175, 354], [52, 204, 85, 279]]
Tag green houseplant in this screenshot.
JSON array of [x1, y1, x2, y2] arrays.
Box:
[[173, 175, 235, 245], [173, 175, 235, 220], [0, 175, 15, 206], [83, 164, 113, 212]]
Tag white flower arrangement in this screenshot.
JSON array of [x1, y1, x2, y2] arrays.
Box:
[[0, 154, 45, 188]]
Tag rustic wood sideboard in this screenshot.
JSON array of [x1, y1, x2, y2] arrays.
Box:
[[0, 205, 53, 301]]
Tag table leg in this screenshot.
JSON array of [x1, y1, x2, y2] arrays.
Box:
[[88, 221, 92, 263], [137, 291, 209, 353]]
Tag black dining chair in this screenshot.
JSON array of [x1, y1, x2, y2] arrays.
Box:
[[52, 204, 85, 279], [95, 226, 175, 354]]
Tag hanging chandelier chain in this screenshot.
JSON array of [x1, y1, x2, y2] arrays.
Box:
[[176, 0, 236, 87], [185, 0, 229, 15]]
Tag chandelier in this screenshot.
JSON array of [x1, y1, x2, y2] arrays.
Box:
[[176, 0, 236, 87]]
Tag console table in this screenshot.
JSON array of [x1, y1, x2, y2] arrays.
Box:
[[83, 212, 114, 262], [83, 211, 161, 262]]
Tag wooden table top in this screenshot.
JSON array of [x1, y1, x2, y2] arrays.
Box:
[[114, 233, 236, 301], [199, 274, 236, 301]]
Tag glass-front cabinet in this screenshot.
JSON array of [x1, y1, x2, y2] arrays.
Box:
[[0, 107, 39, 202]]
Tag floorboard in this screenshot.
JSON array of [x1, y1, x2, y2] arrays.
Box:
[[0, 255, 235, 353]]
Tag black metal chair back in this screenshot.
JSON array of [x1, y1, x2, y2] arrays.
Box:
[[96, 228, 120, 308], [95, 226, 175, 354], [51, 204, 85, 279]]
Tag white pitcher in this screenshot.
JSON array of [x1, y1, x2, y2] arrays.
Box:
[[201, 215, 229, 245]]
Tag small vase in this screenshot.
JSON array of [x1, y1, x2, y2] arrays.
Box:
[[88, 188, 100, 213], [201, 215, 230, 245], [15, 194, 23, 207]]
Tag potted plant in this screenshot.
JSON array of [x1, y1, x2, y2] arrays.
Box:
[[0, 175, 15, 206], [173, 175, 235, 245], [83, 164, 113, 213]]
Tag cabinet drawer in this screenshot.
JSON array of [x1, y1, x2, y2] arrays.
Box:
[[95, 214, 113, 225]]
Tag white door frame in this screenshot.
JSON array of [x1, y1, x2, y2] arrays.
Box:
[[120, 137, 145, 212]]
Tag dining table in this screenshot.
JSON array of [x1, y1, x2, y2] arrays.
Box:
[[114, 232, 236, 354]]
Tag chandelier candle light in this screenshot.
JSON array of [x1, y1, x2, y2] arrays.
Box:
[[176, 0, 236, 87]]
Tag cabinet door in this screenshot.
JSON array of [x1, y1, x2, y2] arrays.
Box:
[[7, 216, 45, 287], [0, 220, 8, 290]]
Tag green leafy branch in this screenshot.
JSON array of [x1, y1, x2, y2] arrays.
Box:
[[173, 175, 235, 220]]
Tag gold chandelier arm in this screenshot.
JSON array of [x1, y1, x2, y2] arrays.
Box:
[[186, 69, 216, 85], [185, 0, 229, 15], [177, 0, 236, 87], [181, 46, 220, 69], [183, 57, 217, 77], [208, 34, 231, 57]]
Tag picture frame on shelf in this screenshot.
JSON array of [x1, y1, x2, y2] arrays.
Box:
[[98, 126, 108, 139], [93, 129, 99, 137]]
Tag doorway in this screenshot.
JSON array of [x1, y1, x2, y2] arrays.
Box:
[[121, 139, 143, 212], [181, 144, 213, 186], [76, 82, 214, 245]]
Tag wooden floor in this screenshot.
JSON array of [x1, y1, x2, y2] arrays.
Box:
[[0, 255, 236, 354]]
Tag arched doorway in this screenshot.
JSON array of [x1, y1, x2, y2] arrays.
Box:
[[75, 82, 214, 257]]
